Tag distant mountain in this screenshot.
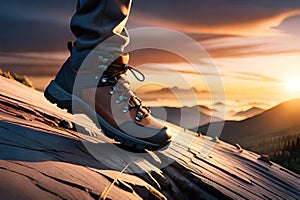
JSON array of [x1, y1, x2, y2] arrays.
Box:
[[214, 101, 225, 106], [198, 99, 300, 174], [144, 86, 209, 96], [197, 105, 217, 113], [233, 106, 265, 119], [199, 99, 300, 148], [151, 105, 222, 131]]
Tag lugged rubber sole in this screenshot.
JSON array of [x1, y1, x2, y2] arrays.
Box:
[[44, 81, 170, 151]]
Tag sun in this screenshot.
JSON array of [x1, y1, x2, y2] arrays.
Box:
[[286, 79, 300, 92]]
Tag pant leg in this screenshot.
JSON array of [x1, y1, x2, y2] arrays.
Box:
[[70, 0, 132, 69]]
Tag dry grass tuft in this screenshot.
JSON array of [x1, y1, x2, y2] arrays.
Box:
[[99, 161, 134, 200], [0, 68, 34, 88]]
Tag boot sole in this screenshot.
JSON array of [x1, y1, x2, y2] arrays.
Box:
[[44, 81, 170, 151]]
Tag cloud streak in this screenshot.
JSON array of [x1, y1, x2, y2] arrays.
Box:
[[227, 72, 282, 83], [131, 0, 300, 36]]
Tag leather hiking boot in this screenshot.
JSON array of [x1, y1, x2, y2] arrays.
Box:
[[44, 46, 173, 151]]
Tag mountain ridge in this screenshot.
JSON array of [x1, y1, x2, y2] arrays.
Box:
[[199, 98, 300, 144], [233, 106, 265, 119]]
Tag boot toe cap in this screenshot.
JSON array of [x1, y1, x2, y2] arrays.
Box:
[[118, 122, 173, 147]]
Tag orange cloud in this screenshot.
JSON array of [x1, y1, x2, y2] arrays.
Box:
[[131, 10, 300, 36]]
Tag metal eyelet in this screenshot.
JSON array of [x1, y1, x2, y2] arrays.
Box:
[[101, 78, 107, 83], [109, 86, 116, 95], [103, 58, 109, 63], [115, 96, 121, 104], [97, 65, 108, 71], [135, 111, 144, 121], [116, 99, 121, 104], [116, 95, 125, 104], [122, 104, 129, 113], [97, 56, 104, 62]]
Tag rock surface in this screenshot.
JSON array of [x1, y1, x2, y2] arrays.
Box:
[[0, 76, 299, 200]]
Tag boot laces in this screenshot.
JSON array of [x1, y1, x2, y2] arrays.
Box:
[[104, 64, 150, 121]]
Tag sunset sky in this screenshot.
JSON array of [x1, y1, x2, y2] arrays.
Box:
[[1, 0, 300, 115]]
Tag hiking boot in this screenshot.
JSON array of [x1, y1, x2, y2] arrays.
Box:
[[44, 44, 173, 151]]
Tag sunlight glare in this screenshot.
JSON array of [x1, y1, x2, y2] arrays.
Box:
[[286, 79, 300, 92]]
